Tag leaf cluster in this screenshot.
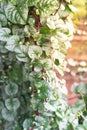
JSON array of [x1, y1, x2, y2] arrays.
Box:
[[0, 0, 85, 130]]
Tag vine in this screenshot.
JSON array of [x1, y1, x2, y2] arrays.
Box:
[[0, 0, 86, 130]]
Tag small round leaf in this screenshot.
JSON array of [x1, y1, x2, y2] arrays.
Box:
[[28, 45, 42, 59], [2, 108, 17, 121], [5, 82, 18, 96], [5, 98, 20, 111], [23, 119, 32, 129], [54, 59, 59, 66]]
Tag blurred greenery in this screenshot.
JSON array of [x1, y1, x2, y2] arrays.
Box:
[[72, 0, 87, 19]]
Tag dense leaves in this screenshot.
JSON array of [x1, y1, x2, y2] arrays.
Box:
[[0, 0, 85, 130], [0, 28, 10, 41], [5, 4, 28, 24]]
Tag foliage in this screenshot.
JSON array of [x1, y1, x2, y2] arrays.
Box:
[[71, 60, 87, 129], [71, 82, 87, 129], [0, 0, 85, 130]]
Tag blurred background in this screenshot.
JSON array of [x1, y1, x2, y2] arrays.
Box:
[[68, 0, 87, 60], [65, 0, 87, 104]]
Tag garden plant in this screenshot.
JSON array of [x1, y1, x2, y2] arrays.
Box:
[[0, 0, 87, 130]]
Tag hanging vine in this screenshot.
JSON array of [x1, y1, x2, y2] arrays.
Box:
[[0, 0, 87, 130]]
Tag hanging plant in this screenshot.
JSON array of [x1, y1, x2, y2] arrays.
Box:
[[0, 0, 86, 130]]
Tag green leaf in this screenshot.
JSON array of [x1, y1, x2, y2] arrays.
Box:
[[44, 102, 57, 112], [28, 0, 40, 7], [29, 71, 42, 82], [78, 82, 87, 94], [35, 80, 45, 89], [67, 123, 74, 130], [0, 42, 8, 53], [71, 83, 79, 94], [54, 59, 59, 66], [35, 116, 44, 123], [25, 25, 37, 36], [47, 18, 56, 30], [15, 45, 28, 62], [0, 101, 4, 110], [5, 4, 28, 24], [28, 45, 42, 59], [76, 125, 86, 130], [41, 59, 52, 70], [12, 25, 24, 35], [0, 28, 10, 41], [58, 5, 71, 18], [10, 0, 27, 6], [5, 98, 20, 111], [28, 16, 35, 25], [72, 100, 85, 112], [0, 8, 7, 26], [40, 27, 50, 34], [38, 0, 59, 17], [8, 63, 23, 84], [5, 82, 18, 96], [5, 35, 19, 51], [83, 118, 87, 129], [2, 108, 17, 121], [69, 5, 78, 12], [23, 119, 32, 129], [71, 82, 87, 94], [55, 110, 63, 119]]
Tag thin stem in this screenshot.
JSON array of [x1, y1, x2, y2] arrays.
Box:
[[54, 1, 62, 15], [29, 10, 41, 31]]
